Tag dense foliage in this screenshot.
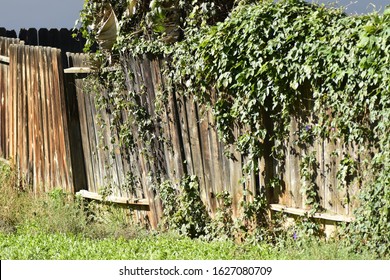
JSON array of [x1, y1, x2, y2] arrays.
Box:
[[77, 0, 390, 257], [174, 1, 389, 255]]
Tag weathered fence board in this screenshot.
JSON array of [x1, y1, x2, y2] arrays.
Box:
[[4, 42, 75, 192], [0, 37, 23, 158]]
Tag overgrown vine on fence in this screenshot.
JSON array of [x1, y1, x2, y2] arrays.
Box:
[[157, 175, 210, 238], [77, 0, 390, 256], [300, 152, 320, 214]]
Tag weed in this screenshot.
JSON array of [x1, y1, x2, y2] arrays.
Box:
[[158, 176, 210, 238], [0, 161, 146, 241], [0, 161, 32, 232]]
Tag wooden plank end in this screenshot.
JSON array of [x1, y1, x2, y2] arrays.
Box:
[[76, 190, 149, 207], [0, 55, 10, 64], [270, 203, 354, 223], [64, 67, 93, 74]]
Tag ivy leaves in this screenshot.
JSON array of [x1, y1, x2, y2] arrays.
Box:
[[172, 0, 389, 255], [79, 0, 390, 256], [158, 176, 210, 238]]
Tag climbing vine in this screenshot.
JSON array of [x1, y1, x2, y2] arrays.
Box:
[[169, 0, 389, 255], [300, 152, 320, 214], [77, 0, 390, 256], [157, 176, 210, 238]]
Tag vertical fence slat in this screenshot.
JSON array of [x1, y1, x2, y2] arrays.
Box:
[[9, 44, 16, 161], [20, 45, 28, 185], [54, 47, 72, 192], [230, 127, 243, 218], [0, 39, 6, 156], [197, 105, 212, 211], [33, 46, 42, 193], [26, 46, 35, 191], [41, 46, 50, 190]]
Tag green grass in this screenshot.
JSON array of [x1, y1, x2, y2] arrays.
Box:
[[0, 227, 378, 260], [0, 229, 266, 260], [0, 160, 381, 260]]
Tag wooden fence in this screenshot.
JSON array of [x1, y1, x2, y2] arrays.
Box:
[[65, 53, 359, 228], [0, 31, 360, 229], [0, 37, 79, 193], [65, 53, 160, 227], [0, 28, 17, 39]]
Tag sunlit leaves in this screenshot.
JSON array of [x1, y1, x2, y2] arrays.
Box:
[[171, 0, 389, 256], [78, 0, 390, 256]]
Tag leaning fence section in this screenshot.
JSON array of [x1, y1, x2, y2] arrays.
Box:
[[119, 55, 361, 221], [65, 52, 155, 227], [9, 44, 74, 193], [1, 36, 75, 193], [66, 53, 361, 227], [123, 56, 248, 219]]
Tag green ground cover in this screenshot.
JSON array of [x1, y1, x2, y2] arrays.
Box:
[[0, 160, 383, 260], [0, 228, 375, 260]]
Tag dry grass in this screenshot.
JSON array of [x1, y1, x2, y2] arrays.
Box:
[[0, 160, 145, 239], [0, 161, 31, 233]]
